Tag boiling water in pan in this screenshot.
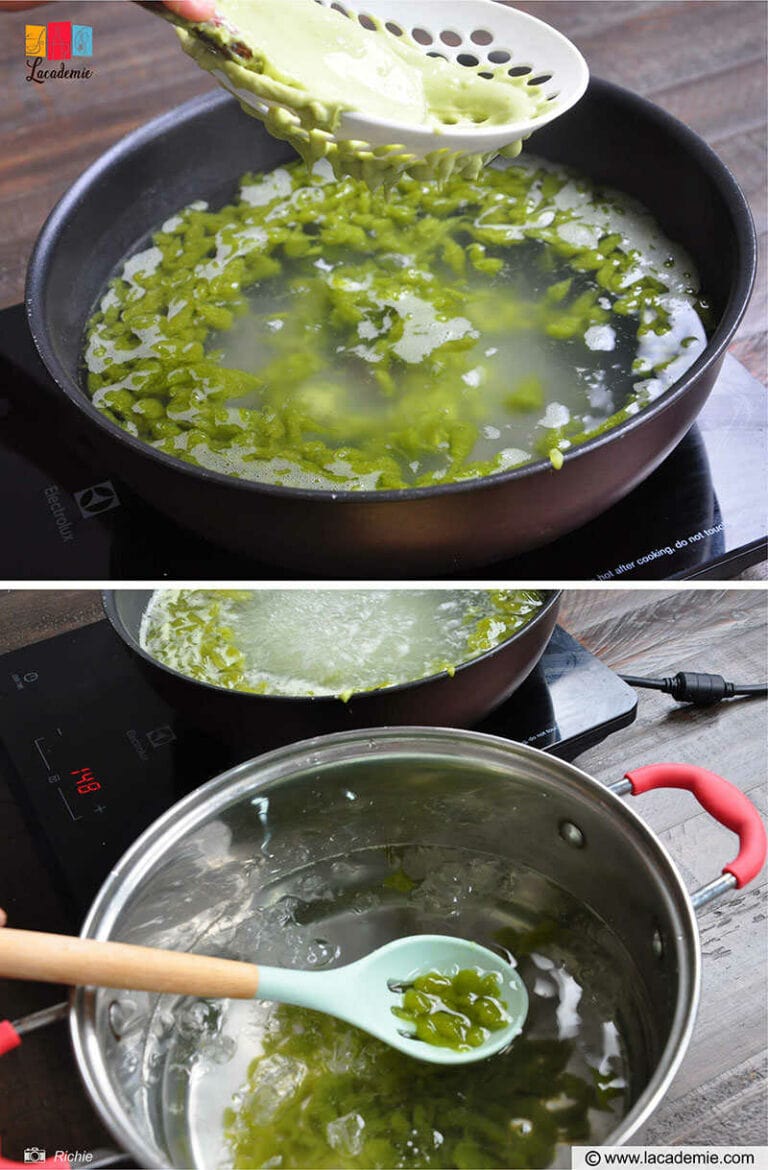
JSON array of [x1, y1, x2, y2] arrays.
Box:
[[140, 588, 543, 697], [84, 157, 708, 492], [143, 845, 651, 1170], [218, 250, 643, 463]]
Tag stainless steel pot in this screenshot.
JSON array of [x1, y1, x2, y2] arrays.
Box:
[[9, 729, 765, 1169]]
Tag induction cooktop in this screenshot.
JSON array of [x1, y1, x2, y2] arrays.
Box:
[[0, 620, 637, 923]]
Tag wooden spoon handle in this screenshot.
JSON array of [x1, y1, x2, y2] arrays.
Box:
[[0, 929, 259, 999]]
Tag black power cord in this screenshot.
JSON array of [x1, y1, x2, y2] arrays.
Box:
[[619, 671, 768, 706]]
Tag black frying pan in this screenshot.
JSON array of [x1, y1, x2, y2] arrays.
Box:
[[29, 81, 755, 576], [103, 589, 560, 748]]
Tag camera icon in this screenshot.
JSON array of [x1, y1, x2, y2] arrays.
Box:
[[23, 1150, 46, 1164]]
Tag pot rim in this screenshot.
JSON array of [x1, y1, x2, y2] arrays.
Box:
[[100, 588, 560, 706], [27, 78, 756, 507], [69, 726, 701, 1168]]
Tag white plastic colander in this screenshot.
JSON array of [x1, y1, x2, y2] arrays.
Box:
[[207, 0, 590, 165], [322, 0, 589, 155]]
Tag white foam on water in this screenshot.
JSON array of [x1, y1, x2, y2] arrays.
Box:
[[240, 167, 293, 207], [122, 246, 163, 285], [584, 325, 616, 352], [142, 589, 541, 698]]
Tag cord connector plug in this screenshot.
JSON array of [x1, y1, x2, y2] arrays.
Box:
[[666, 671, 734, 705], [619, 672, 767, 705]]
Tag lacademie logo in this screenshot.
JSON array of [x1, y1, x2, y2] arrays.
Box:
[[26, 20, 94, 84]]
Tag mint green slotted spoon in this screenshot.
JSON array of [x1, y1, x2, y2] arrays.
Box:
[[0, 928, 528, 1066]]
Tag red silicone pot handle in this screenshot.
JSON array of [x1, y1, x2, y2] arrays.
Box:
[[0, 1019, 21, 1056], [624, 763, 767, 888]]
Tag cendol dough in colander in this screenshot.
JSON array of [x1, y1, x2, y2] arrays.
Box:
[[175, 0, 545, 185]]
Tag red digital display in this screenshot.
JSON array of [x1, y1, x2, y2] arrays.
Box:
[[71, 766, 101, 795]]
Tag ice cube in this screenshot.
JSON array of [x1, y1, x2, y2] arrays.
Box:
[[326, 1111, 366, 1157], [246, 1055, 307, 1124]]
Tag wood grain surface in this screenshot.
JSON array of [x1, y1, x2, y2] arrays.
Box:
[[0, 587, 765, 1161], [0, 0, 766, 380]]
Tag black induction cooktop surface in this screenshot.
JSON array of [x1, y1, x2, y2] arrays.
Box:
[[0, 620, 636, 922], [0, 302, 765, 580]]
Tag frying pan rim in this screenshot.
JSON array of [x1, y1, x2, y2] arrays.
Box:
[[101, 587, 561, 705], [26, 80, 757, 505]]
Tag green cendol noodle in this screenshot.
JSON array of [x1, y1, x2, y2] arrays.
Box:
[[391, 968, 511, 1051], [84, 158, 709, 491]]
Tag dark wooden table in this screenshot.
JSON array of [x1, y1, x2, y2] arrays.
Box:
[[0, 0, 766, 380], [0, 588, 766, 1160]]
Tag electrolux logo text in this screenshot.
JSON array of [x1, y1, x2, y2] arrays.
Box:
[[25, 21, 94, 85]]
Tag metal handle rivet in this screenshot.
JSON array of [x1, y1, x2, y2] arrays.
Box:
[[108, 1000, 124, 1041], [559, 820, 586, 848]]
